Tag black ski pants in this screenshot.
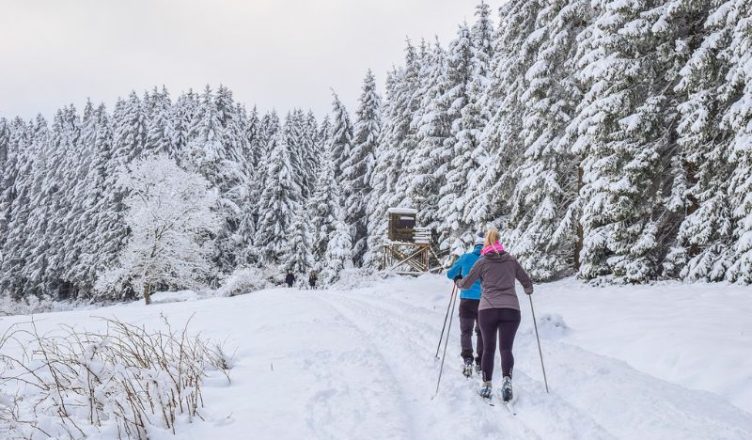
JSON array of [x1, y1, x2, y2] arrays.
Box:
[[459, 299, 483, 365], [478, 308, 521, 381]]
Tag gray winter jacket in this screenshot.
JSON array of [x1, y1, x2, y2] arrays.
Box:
[[456, 251, 533, 311]]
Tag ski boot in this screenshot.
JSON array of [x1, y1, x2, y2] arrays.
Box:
[[479, 381, 493, 399], [462, 358, 474, 378], [500, 376, 513, 402]]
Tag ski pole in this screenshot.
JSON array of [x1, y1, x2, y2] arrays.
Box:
[[434, 284, 458, 397], [434, 284, 458, 359], [529, 294, 549, 393]]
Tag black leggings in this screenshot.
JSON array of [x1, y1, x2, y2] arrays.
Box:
[[478, 308, 521, 381]]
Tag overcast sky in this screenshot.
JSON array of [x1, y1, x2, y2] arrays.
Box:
[[0, 0, 495, 121]]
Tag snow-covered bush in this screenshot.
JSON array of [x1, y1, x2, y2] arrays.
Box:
[[216, 267, 272, 297], [0, 317, 232, 439], [0, 295, 96, 317], [329, 268, 393, 290]]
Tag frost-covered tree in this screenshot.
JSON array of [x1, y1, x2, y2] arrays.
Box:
[[329, 92, 354, 180], [255, 129, 302, 264], [321, 209, 353, 285], [96, 155, 220, 304], [0, 119, 34, 298], [181, 86, 248, 273], [723, 0, 752, 283], [438, 18, 493, 250], [503, 0, 589, 280], [563, 0, 686, 282], [343, 70, 381, 266], [465, 0, 546, 231], [112, 92, 147, 165], [308, 149, 342, 263], [365, 42, 422, 266], [285, 211, 314, 275], [145, 86, 175, 156], [404, 37, 451, 231]]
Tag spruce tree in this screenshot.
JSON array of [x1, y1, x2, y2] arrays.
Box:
[[255, 129, 302, 264], [343, 70, 381, 266], [329, 92, 354, 180]]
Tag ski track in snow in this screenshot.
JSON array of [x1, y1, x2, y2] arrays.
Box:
[[2, 277, 751, 440], [320, 281, 752, 440]]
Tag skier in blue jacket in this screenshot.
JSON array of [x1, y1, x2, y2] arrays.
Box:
[[446, 233, 485, 377]]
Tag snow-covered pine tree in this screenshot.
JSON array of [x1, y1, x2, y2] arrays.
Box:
[[310, 140, 353, 284], [718, 0, 752, 283], [145, 86, 175, 156], [284, 109, 313, 198], [504, 0, 589, 281], [329, 91, 354, 181], [566, 0, 691, 283], [0, 119, 34, 298], [464, 0, 546, 232], [0, 117, 17, 254], [171, 88, 199, 156], [660, 1, 733, 281], [438, 17, 492, 251], [181, 86, 247, 274], [96, 155, 220, 304], [236, 106, 262, 266], [304, 110, 322, 179], [0, 118, 8, 174], [284, 210, 314, 275], [112, 91, 147, 165], [254, 129, 302, 265], [40, 106, 81, 297], [60, 102, 100, 295], [342, 70, 381, 266], [404, 35, 452, 232], [365, 42, 423, 267], [308, 147, 341, 263], [79, 104, 126, 298], [321, 207, 353, 285]]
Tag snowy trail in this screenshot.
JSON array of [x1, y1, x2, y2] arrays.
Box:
[[321, 279, 752, 440], [2, 276, 751, 439], [319, 292, 615, 440]]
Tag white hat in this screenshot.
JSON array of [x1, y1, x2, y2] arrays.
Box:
[[475, 232, 485, 246]]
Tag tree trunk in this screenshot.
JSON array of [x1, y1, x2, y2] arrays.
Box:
[[143, 283, 152, 305]]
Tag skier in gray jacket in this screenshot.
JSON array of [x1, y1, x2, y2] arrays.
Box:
[[455, 227, 533, 402]]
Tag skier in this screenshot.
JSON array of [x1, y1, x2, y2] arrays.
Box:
[[446, 233, 485, 378], [455, 227, 533, 403], [309, 271, 318, 290], [285, 271, 295, 288]]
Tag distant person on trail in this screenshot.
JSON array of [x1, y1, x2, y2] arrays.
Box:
[[285, 272, 295, 288], [455, 227, 533, 403], [447, 232, 485, 378], [309, 271, 318, 290]]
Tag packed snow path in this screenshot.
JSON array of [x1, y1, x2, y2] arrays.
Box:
[[1, 276, 750, 439]]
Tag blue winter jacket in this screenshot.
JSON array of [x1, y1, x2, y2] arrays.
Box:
[[446, 244, 483, 300]]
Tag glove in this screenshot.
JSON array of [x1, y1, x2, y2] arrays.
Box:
[[524, 287, 533, 295], [453, 274, 463, 282]]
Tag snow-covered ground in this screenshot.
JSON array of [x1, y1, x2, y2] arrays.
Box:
[[1, 275, 750, 439]]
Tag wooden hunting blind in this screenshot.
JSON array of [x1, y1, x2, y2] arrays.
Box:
[[388, 207, 417, 242], [383, 207, 443, 274]]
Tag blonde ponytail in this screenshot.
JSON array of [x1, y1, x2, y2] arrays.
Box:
[[484, 227, 500, 247]]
